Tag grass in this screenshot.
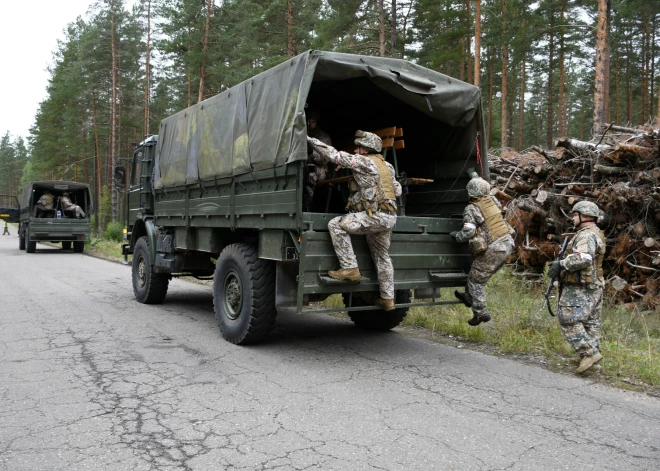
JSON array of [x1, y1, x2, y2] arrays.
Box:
[[403, 270, 660, 389], [83, 237, 125, 260]]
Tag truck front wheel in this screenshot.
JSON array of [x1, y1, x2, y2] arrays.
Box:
[[343, 289, 411, 330], [132, 236, 169, 304], [213, 243, 276, 345]]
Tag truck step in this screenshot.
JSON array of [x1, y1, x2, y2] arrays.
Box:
[[318, 275, 369, 285]]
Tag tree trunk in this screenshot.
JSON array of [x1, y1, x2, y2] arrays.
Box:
[[641, 10, 649, 123], [593, 0, 610, 134], [287, 0, 294, 56], [110, 10, 118, 223], [91, 86, 101, 236], [615, 55, 621, 124], [487, 48, 493, 149], [198, 0, 212, 102], [558, 0, 566, 137], [474, 0, 481, 87], [144, 0, 151, 137], [466, 0, 473, 84], [378, 0, 385, 56], [518, 51, 526, 150], [546, 13, 554, 149], [501, 0, 508, 149], [390, 0, 396, 56]]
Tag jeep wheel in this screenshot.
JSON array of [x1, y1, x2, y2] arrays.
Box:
[[213, 243, 276, 345], [132, 236, 169, 304], [73, 241, 84, 253], [343, 289, 411, 330], [62, 241, 72, 250]]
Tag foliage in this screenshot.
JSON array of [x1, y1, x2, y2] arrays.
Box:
[[104, 221, 124, 241]]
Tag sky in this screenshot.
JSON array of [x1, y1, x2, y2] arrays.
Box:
[[0, 1, 96, 142]]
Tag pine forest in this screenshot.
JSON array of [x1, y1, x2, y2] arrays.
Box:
[[1, 0, 660, 234]]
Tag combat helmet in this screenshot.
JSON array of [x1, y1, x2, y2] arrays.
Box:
[[466, 172, 490, 199], [571, 201, 600, 218], [354, 130, 382, 153]]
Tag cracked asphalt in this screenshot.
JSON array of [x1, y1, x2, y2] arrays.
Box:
[[1, 230, 659, 470]]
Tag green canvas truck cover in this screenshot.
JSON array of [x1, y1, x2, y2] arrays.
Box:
[[153, 50, 483, 190]]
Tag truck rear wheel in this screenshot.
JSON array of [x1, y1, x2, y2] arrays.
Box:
[[62, 241, 72, 250], [132, 236, 169, 304], [73, 241, 84, 253], [213, 243, 276, 345], [26, 239, 36, 253], [343, 289, 411, 330]]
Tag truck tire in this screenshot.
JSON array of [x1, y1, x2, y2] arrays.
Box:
[[343, 289, 411, 331], [213, 243, 276, 345], [62, 241, 72, 250], [132, 236, 169, 304], [18, 227, 25, 250], [73, 241, 84, 253], [26, 239, 36, 253]]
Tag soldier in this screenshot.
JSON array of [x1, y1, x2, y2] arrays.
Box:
[[34, 191, 55, 217], [59, 192, 85, 218], [2, 221, 9, 235], [547, 201, 605, 374], [451, 172, 515, 326], [305, 111, 332, 210], [307, 130, 402, 310]]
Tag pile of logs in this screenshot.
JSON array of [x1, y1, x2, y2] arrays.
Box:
[[489, 124, 660, 305]]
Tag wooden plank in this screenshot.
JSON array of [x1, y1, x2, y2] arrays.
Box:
[[395, 128, 403, 137], [394, 140, 405, 150], [407, 178, 434, 184], [381, 137, 394, 148], [373, 126, 396, 138], [317, 176, 350, 185]]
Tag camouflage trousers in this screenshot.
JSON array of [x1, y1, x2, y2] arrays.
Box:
[[558, 284, 603, 357], [467, 236, 514, 316], [328, 211, 397, 300], [65, 205, 85, 218]]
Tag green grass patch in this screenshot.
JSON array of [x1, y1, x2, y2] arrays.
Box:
[[403, 270, 660, 389], [85, 237, 124, 260]]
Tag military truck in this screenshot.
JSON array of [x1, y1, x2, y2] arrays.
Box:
[[116, 50, 488, 345], [0, 194, 19, 223], [19, 181, 92, 253]]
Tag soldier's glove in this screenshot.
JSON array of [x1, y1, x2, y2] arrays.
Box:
[[449, 231, 459, 238], [547, 260, 563, 279]]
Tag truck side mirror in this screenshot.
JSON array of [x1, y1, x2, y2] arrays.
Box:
[[114, 166, 126, 188]]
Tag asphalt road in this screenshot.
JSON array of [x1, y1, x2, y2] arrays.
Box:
[[1, 226, 659, 471]]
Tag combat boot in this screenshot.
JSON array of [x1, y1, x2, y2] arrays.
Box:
[[454, 290, 473, 307], [375, 298, 396, 311], [467, 311, 491, 326], [576, 353, 602, 374], [328, 267, 361, 281]]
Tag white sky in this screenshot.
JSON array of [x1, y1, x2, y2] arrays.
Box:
[[0, 1, 95, 141]]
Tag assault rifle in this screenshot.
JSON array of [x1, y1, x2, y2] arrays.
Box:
[[544, 236, 569, 317]]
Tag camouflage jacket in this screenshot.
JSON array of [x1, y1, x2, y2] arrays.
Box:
[[308, 137, 402, 209], [308, 128, 332, 167], [560, 223, 606, 287], [455, 196, 513, 245]]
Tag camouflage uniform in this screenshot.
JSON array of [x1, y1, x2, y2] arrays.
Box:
[[558, 224, 606, 359], [59, 193, 86, 218], [34, 192, 54, 217], [454, 174, 514, 323], [306, 123, 332, 203], [308, 133, 402, 300]]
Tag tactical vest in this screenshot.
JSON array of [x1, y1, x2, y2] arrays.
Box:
[[564, 225, 605, 285], [474, 196, 509, 241], [347, 154, 397, 215]]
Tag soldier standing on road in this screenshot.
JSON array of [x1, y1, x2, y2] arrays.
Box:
[[59, 192, 86, 218], [305, 111, 332, 210], [307, 130, 402, 311], [547, 201, 606, 374], [2, 221, 9, 235], [452, 172, 515, 326]]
